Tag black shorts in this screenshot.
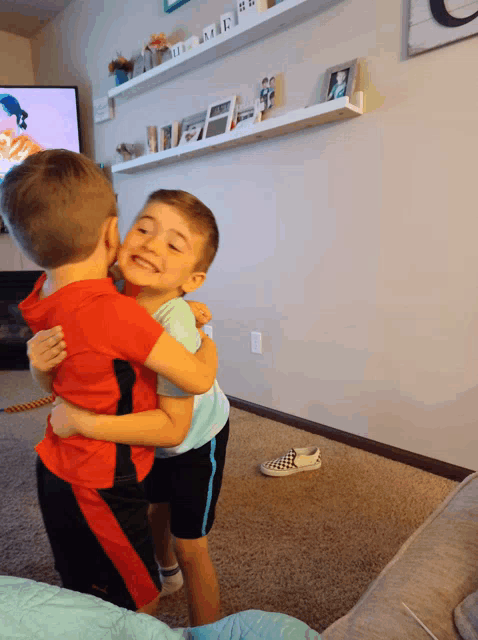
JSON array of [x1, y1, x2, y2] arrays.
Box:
[[36, 457, 160, 611], [144, 419, 229, 540]]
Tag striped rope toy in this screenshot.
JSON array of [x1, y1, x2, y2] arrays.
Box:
[[0, 395, 54, 413]]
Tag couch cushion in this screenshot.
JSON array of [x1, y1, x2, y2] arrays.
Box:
[[322, 471, 478, 640], [455, 589, 478, 640]]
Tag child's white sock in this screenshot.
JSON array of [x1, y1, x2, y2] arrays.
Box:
[[157, 562, 184, 597]]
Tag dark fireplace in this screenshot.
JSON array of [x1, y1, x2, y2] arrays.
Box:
[[0, 271, 42, 370]]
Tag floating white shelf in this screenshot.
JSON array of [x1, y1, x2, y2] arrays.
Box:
[[111, 92, 364, 175], [108, 0, 331, 102]]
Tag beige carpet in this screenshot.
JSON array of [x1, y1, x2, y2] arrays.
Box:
[[0, 370, 457, 632]]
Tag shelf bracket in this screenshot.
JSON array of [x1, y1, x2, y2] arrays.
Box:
[[351, 91, 364, 112]]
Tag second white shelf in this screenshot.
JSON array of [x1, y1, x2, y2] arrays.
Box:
[[111, 92, 364, 175]]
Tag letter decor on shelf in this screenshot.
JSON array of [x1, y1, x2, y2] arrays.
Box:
[[408, 0, 478, 57], [171, 42, 186, 58], [164, 0, 191, 13], [203, 23, 218, 42], [220, 12, 237, 33]]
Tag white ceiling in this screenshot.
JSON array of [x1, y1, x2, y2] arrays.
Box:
[[0, 0, 76, 38]]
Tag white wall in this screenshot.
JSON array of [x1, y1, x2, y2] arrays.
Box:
[[0, 30, 34, 85], [0, 29, 38, 270], [29, 0, 478, 470]]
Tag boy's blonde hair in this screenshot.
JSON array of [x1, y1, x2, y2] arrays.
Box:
[[144, 189, 219, 272], [0, 149, 117, 269]]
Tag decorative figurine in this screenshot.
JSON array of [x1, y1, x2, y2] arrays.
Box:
[[116, 143, 136, 162]]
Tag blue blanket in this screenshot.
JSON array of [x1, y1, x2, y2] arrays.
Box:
[[0, 576, 320, 640]]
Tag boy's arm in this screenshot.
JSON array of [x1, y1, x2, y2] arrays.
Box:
[[50, 395, 194, 447], [144, 328, 217, 395], [27, 324, 216, 397]]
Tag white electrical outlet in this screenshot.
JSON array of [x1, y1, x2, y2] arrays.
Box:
[[203, 324, 213, 339], [251, 331, 262, 354]]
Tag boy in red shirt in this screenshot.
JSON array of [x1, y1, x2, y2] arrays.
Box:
[[0, 149, 217, 616]]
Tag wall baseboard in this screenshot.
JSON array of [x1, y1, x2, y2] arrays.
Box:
[[227, 396, 474, 482]]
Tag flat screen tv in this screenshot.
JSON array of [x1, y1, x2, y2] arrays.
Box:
[[0, 85, 82, 184]]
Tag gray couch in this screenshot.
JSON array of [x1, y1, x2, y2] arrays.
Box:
[[322, 470, 478, 640], [3, 471, 478, 639]]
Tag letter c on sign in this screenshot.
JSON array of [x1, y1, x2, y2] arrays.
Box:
[[429, 0, 478, 27]]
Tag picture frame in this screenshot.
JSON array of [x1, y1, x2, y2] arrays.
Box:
[[179, 110, 207, 145], [93, 96, 114, 124], [258, 74, 281, 112], [147, 126, 158, 153], [320, 59, 359, 103], [160, 122, 180, 150], [164, 0, 191, 13], [203, 96, 237, 139], [234, 99, 261, 129], [178, 125, 202, 145]]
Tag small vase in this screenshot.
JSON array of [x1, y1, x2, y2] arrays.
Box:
[[114, 69, 129, 86]]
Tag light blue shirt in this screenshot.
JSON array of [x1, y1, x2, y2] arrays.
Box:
[[151, 297, 229, 458]]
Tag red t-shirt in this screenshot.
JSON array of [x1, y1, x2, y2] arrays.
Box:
[[19, 273, 164, 488]]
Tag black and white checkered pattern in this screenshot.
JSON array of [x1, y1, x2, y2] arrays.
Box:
[[260, 446, 321, 477], [262, 449, 297, 472]]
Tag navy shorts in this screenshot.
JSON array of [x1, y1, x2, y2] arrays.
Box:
[[36, 457, 160, 611], [144, 419, 229, 540]]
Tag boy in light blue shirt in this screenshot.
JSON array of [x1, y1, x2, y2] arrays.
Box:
[[327, 69, 347, 100], [35, 189, 230, 627]]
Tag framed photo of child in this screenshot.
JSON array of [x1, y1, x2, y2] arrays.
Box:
[[258, 73, 282, 112], [160, 122, 180, 151], [203, 96, 236, 139], [259, 76, 270, 112], [320, 59, 359, 103]]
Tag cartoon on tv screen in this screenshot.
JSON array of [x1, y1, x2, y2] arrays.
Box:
[[0, 87, 81, 184]]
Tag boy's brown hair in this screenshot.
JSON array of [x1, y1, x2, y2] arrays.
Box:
[[144, 189, 219, 273], [0, 149, 117, 269]]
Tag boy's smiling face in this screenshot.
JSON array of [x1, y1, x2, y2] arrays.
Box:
[[118, 202, 206, 305]]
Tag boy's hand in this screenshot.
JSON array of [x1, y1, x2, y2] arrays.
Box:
[[27, 326, 67, 372], [50, 397, 95, 438], [187, 301, 212, 328]]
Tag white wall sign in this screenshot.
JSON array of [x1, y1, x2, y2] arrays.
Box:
[[93, 97, 114, 124], [408, 0, 478, 57], [202, 23, 218, 42]]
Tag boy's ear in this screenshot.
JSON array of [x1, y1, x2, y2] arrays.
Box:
[[106, 216, 120, 266], [181, 271, 206, 295]]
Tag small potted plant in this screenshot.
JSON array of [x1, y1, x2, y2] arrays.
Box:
[[146, 32, 170, 64], [108, 53, 134, 86]]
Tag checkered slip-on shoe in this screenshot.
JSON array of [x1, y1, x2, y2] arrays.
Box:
[[260, 446, 321, 477]]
